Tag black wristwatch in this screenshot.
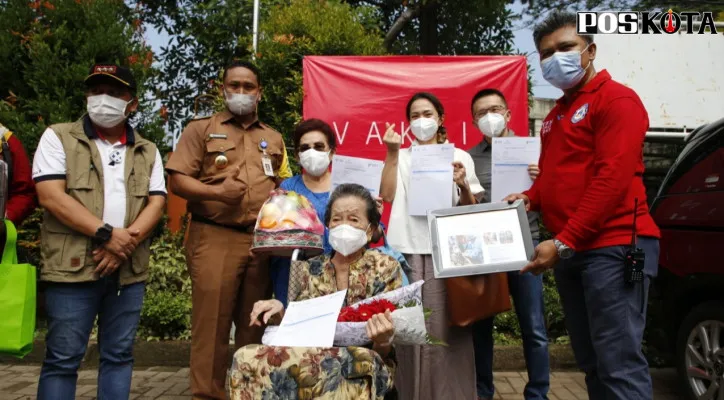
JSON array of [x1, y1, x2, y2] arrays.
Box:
[[93, 223, 114, 246]]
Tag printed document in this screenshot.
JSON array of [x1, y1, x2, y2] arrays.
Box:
[[491, 137, 541, 202], [408, 144, 455, 216], [268, 289, 347, 347], [330, 155, 384, 197]]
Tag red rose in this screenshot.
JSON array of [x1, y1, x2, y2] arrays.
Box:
[[338, 306, 363, 322], [338, 300, 398, 322], [365, 299, 397, 316]]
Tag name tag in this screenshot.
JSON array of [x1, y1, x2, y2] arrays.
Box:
[[262, 155, 274, 177], [207, 133, 227, 140]]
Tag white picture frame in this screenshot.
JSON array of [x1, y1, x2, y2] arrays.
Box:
[[427, 200, 535, 279]]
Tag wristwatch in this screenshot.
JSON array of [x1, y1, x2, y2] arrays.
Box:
[[553, 239, 575, 259], [93, 223, 114, 246]]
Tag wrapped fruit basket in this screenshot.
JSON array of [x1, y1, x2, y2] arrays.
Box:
[[251, 189, 325, 257]]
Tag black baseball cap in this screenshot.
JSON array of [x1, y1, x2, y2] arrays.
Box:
[[84, 63, 137, 92]]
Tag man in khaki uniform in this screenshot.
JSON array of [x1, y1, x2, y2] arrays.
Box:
[[166, 60, 292, 399], [33, 63, 167, 399]]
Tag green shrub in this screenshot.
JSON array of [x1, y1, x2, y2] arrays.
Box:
[[139, 290, 191, 341], [493, 310, 522, 344], [492, 270, 567, 344], [138, 225, 192, 341], [541, 271, 566, 339], [145, 225, 190, 295]]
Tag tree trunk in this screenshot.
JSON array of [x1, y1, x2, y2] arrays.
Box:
[[419, 2, 438, 54], [383, 5, 420, 51]]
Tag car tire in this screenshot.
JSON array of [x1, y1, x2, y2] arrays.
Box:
[[676, 301, 724, 400]]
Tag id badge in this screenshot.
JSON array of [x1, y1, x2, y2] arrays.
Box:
[[262, 155, 274, 177]]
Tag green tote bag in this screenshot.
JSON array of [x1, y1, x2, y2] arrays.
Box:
[[0, 219, 36, 357]]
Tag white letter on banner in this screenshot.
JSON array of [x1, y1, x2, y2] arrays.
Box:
[[462, 121, 467, 146], [366, 121, 383, 145], [333, 121, 349, 145], [400, 122, 414, 146]]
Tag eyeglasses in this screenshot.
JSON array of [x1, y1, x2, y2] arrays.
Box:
[[299, 142, 328, 152], [473, 106, 507, 120]]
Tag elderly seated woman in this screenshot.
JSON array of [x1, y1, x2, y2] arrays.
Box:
[[229, 183, 404, 400]]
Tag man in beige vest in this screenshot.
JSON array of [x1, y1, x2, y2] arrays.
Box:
[[32, 63, 166, 400]]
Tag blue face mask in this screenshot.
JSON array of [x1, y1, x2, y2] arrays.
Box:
[[541, 45, 591, 90]]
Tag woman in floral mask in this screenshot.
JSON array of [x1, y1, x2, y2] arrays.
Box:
[[244, 183, 404, 399], [380, 92, 484, 400]]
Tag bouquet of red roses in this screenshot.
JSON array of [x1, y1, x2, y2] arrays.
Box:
[[338, 299, 398, 322], [332, 281, 445, 347]]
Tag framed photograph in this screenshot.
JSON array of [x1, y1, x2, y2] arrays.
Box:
[[428, 200, 535, 279]]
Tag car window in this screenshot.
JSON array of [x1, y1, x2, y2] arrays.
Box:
[[656, 120, 724, 198]]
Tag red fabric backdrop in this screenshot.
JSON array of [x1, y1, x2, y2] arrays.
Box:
[[302, 56, 529, 233], [303, 55, 529, 158]]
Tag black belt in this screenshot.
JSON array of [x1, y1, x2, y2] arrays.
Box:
[[191, 214, 255, 233]]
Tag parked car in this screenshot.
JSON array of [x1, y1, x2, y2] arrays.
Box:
[[649, 117, 724, 399]]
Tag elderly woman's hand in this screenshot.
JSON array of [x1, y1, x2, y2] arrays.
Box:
[[366, 309, 395, 346], [249, 299, 284, 327]]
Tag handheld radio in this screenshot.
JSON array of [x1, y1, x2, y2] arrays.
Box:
[[624, 198, 645, 285]]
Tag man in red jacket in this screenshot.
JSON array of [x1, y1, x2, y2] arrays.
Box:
[[0, 123, 37, 226], [505, 11, 660, 400]]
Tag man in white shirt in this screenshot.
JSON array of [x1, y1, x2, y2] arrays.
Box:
[[32, 63, 166, 400]]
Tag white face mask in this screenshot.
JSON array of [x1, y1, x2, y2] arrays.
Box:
[[329, 224, 369, 256], [225, 91, 257, 116], [410, 117, 438, 142], [299, 149, 331, 177], [477, 112, 507, 138], [87, 94, 131, 129]]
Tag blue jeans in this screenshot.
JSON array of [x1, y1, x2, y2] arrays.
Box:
[[554, 237, 659, 400], [37, 277, 145, 400], [473, 251, 550, 399]]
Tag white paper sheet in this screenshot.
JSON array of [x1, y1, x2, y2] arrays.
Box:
[[408, 144, 454, 216], [268, 289, 347, 347], [330, 155, 384, 197], [491, 137, 541, 202]]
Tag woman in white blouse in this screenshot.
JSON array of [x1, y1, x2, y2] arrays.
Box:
[[380, 92, 484, 400]]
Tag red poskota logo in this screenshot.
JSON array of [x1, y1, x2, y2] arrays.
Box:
[[664, 9, 677, 33]]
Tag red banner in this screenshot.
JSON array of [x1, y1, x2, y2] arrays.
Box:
[[302, 55, 529, 161]]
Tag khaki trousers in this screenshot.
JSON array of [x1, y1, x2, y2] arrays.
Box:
[[185, 221, 270, 399]]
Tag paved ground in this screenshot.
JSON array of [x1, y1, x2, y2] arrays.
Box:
[[0, 364, 683, 399]]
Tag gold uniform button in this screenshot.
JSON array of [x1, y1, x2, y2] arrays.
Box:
[[215, 153, 229, 169]]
